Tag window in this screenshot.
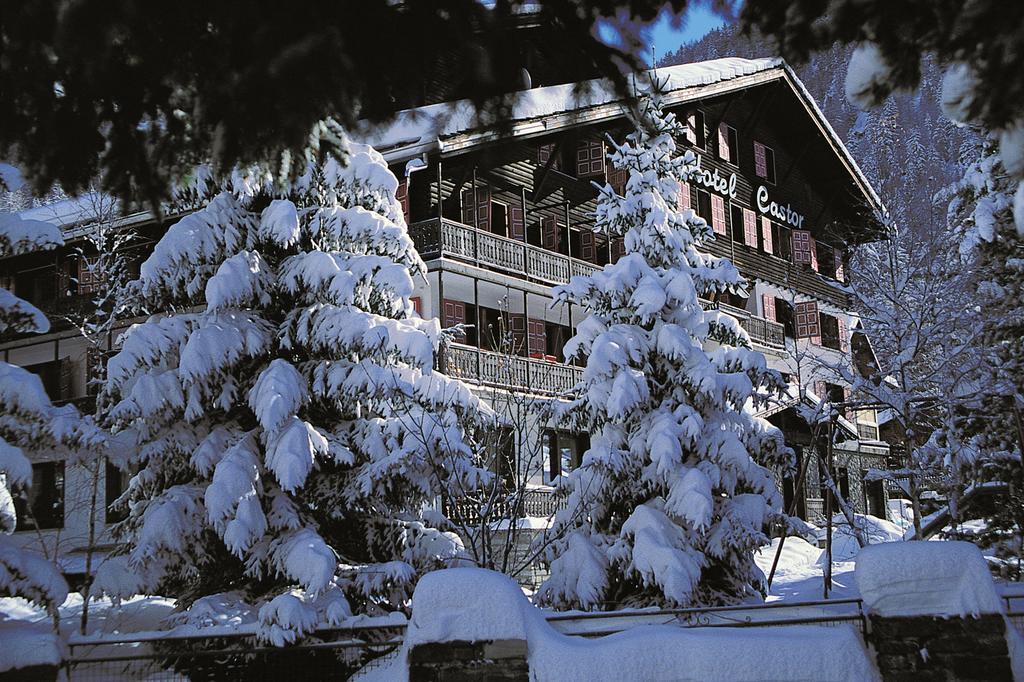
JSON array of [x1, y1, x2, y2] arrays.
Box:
[[537, 142, 560, 170], [730, 205, 745, 243], [696, 189, 713, 224], [774, 298, 795, 338], [824, 382, 845, 405], [753, 141, 776, 183], [717, 122, 738, 164], [819, 312, 841, 351], [776, 224, 792, 260], [490, 200, 508, 238], [684, 110, 706, 149], [487, 427, 516, 491], [14, 461, 64, 530], [817, 242, 836, 279], [106, 460, 131, 524], [864, 474, 886, 517], [544, 430, 591, 482]]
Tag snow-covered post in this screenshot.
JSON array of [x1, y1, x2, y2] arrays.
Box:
[[856, 541, 1016, 680], [94, 138, 492, 642], [536, 90, 792, 610]]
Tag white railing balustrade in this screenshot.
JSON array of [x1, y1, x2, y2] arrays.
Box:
[[440, 343, 582, 395]]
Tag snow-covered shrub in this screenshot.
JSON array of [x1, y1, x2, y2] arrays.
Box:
[[96, 140, 492, 639], [536, 92, 792, 610]]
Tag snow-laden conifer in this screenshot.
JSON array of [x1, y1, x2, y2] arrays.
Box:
[[95, 139, 492, 641], [0, 213, 82, 625], [536, 93, 792, 609]]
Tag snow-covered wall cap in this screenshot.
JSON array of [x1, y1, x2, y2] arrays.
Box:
[[406, 567, 535, 645], [855, 541, 1003, 618]]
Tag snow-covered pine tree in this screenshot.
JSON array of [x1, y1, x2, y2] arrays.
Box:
[[0, 212, 79, 629], [536, 93, 792, 610], [948, 137, 1024, 570], [94, 139, 492, 642]]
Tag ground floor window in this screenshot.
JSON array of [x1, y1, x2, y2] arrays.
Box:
[[15, 460, 65, 530], [105, 460, 131, 523], [544, 430, 590, 482]]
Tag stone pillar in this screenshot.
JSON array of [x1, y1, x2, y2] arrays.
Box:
[[856, 541, 1015, 681]]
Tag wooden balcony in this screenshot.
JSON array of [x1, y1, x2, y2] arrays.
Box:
[[444, 487, 566, 524], [409, 217, 600, 286], [439, 342, 583, 396], [701, 299, 786, 351]]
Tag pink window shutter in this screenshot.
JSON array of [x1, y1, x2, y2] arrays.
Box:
[[685, 112, 697, 145], [809, 236, 818, 272], [761, 216, 773, 253], [791, 230, 812, 265], [711, 195, 727, 235], [461, 188, 476, 227], [762, 294, 776, 322], [476, 185, 491, 232], [678, 182, 691, 211], [754, 142, 768, 179], [541, 216, 560, 251], [834, 248, 846, 282], [717, 122, 730, 162], [814, 381, 827, 402], [742, 208, 758, 247], [838, 317, 849, 354]]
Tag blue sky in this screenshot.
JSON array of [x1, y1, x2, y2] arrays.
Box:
[[596, 3, 732, 65], [648, 4, 728, 63]]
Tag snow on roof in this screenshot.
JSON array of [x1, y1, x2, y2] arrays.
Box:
[[360, 58, 782, 155]]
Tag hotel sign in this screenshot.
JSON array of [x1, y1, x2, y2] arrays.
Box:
[[691, 155, 737, 200], [756, 185, 805, 229]]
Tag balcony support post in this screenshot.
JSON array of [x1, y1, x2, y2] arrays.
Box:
[[472, 167, 480, 262], [520, 185, 528, 245], [523, 289, 531, 391], [474, 276, 482, 381], [435, 159, 443, 219], [563, 201, 571, 258]]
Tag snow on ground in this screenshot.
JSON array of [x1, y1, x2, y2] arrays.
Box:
[[0, 593, 177, 638], [0, 619, 64, 673]]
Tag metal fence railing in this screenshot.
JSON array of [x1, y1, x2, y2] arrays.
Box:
[[64, 592, 1024, 680]]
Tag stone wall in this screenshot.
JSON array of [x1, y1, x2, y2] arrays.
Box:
[[868, 614, 1012, 681], [409, 638, 529, 681]]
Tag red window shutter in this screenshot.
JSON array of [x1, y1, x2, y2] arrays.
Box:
[[410, 296, 423, 316], [611, 236, 626, 263], [791, 230, 813, 265], [762, 294, 776, 322], [834, 248, 845, 282], [509, 313, 527, 356], [460, 188, 475, 227], [580, 230, 596, 262], [838, 317, 849, 354], [608, 166, 628, 195], [510, 205, 525, 241], [685, 112, 697, 145], [537, 142, 559, 169], [710, 195, 727, 235], [754, 141, 768, 179], [794, 300, 820, 341], [760, 216, 773, 254], [528, 319, 547, 359], [742, 208, 758, 247], [677, 182, 691, 211], [541, 216, 561, 251], [396, 178, 410, 225], [576, 139, 605, 178], [443, 299, 466, 341], [476, 185, 491, 232], [809, 237, 818, 272], [717, 122, 731, 163]]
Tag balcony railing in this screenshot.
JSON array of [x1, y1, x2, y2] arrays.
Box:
[[701, 300, 786, 351], [439, 342, 583, 396], [443, 487, 566, 525], [409, 217, 600, 286]]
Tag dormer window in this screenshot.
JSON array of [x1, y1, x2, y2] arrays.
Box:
[[754, 141, 776, 184], [717, 122, 738, 165]]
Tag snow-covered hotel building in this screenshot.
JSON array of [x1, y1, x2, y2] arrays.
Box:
[[0, 57, 891, 571]]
